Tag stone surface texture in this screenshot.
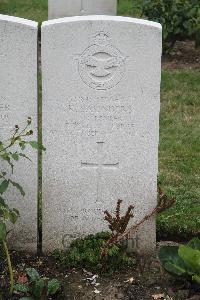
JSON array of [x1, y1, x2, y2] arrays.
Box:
[[42, 16, 162, 252], [48, 0, 117, 19], [0, 14, 38, 251]]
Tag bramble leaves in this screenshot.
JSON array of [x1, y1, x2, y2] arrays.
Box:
[[0, 119, 45, 296], [0, 180, 9, 194], [10, 180, 25, 197], [0, 196, 19, 224], [0, 179, 25, 197]]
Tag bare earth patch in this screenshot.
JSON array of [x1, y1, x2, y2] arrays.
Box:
[[1, 242, 200, 299], [162, 41, 200, 70]]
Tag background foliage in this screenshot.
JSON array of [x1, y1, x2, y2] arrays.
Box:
[[142, 0, 200, 50]]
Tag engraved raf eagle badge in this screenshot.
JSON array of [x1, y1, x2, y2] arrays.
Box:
[[78, 32, 125, 90]]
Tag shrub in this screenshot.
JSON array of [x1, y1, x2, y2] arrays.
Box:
[[142, 0, 200, 50]]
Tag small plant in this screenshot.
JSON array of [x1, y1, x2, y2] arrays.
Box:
[[159, 238, 200, 285], [14, 268, 60, 300], [53, 232, 136, 275], [101, 200, 134, 255], [0, 118, 45, 295], [54, 189, 175, 274], [102, 189, 176, 253]]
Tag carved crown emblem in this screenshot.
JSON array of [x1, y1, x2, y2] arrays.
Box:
[[93, 32, 110, 45]]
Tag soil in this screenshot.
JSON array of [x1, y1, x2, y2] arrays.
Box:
[[1, 242, 200, 300], [162, 40, 200, 70]]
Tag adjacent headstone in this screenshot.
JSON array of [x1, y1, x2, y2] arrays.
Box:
[[0, 15, 38, 251], [48, 0, 117, 20], [42, 16, 162, 252]]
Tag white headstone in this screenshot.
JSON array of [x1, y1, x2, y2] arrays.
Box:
[[48, 0, 117, 20], [0, 15, 38, 251], [42, 16, 162, 252]]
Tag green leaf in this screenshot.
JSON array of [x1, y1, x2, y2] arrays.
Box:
[[33, 278, 45, 298], [19, 298, 34, 300], [159, 246, 179, 264], [159, 246, 188, 276], [0, 171, 6, 178], [0, 207, 10, 220], [10, 180, 25, 197], [9, 209, 19, 224], [0, 221, 6, 241], [25, 268, 40, 282], [178, 245, 200, 274], [192, 274, 200, 284], [0, 196, 7, 206], [14, 283, 30, 293], [11, 153, 19, 161], [28, 141, 46, 151], [19, 141, 26, 150], [0, 180, 9, 194], [1, 154, 14, 172], [187, 238, 200, 250], [47, 279, 60, 295], [164, 261, 187, 276]]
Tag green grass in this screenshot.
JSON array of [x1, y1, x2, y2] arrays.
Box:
[[0, 0, 47, 24], [158, 70, 200, 240], [0, 1, 199, 240], [118, 0, 143, 17]]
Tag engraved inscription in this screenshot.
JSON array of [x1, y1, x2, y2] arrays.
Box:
[[64, 95, 135, 137], [78, 32, 125, 90]]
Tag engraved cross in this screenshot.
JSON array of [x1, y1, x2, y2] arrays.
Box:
[[81, 142, 119, 202]]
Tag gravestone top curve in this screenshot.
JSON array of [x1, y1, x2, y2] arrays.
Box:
[[43, 15, 162, 30], [0, 14, 37, 27]]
